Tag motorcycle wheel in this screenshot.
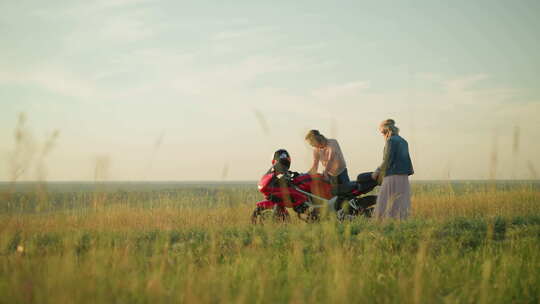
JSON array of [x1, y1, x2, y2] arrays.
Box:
[[297, 208, 319, 223], [251, 206, 290, 224], [336, 195, 377, 221]]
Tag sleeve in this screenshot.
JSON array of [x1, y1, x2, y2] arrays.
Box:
[[375, 139, 392, 183]]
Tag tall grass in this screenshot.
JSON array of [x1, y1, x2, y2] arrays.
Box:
[[0, 183, 539, 303]]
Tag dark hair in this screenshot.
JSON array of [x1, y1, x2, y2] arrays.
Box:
[[305, 129, 327, 146]]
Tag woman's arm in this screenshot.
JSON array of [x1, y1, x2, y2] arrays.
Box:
[[372, 139, 391, 182], [308, 149, 320, 174]]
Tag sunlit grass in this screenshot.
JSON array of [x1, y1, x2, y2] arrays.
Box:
[[0, 183, 539, 303]]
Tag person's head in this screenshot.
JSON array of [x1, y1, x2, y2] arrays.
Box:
[[379, 119, 399, 139], [305, 130, 328, 148], [272, 149, 291, 173]]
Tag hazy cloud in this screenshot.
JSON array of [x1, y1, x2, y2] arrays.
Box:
[[1, 1, 538, 180], [312, 81, 371, 100]]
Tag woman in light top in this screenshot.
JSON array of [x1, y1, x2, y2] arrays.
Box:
[[305, 130, 349, 186], [371, 119, 414, 220]]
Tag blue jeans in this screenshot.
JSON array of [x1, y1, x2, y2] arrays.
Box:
[[330, 168, 350, 186]]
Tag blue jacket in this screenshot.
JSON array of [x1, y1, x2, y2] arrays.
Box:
[[377, 134, 414, 179]]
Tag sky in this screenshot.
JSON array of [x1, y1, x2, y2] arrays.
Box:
[[1, 0, 539, 181]]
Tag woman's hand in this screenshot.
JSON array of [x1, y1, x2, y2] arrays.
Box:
[[371, 171, 379, 181], [322, 172, 330, 182]]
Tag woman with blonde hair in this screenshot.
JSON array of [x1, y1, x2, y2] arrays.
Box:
[[305, 130, 349, 187], [372, 119, 414, 219]]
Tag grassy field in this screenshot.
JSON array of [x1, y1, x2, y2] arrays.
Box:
[[0, 182, 539, 303]]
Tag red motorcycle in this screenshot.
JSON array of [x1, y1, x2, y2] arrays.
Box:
[[251, 149, 378, 223]]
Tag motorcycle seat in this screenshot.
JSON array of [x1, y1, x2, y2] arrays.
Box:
[[333, 182, 358, 196], [332, 179, 377, 196]]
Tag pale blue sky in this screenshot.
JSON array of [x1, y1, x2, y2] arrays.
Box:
[[1, 0, 539, 181]]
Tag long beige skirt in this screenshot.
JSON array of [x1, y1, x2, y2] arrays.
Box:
[[374, 175, 411, 220]]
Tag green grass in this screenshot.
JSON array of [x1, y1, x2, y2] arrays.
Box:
[[0, 183, 539, 303]]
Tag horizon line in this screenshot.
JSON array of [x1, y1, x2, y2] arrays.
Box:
[[1, 179, 539, 183]]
